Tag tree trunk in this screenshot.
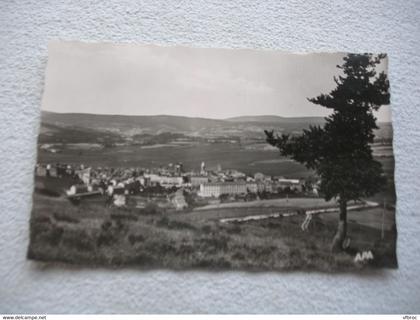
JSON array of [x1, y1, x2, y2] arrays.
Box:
[[331, 198, 347, 253]]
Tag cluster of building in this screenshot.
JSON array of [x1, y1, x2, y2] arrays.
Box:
[[35, 161, 308, 208], [197, 178, 302, 198]]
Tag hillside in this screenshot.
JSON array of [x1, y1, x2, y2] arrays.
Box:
[[41, 111, 330, 136], [39, 111, 393, 144], [226, 115, 325, 124], [38, 122, 124, 144], [41, 111, 226, 136]]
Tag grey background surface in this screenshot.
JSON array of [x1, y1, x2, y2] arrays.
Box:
[[0, 0, 419, 314]]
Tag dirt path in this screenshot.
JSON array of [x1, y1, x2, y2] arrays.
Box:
[[194, 197, 337, 211], [219, 200, 379, 223]]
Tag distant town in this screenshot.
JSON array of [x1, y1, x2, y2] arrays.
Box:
[[35, 161, 317, 210]]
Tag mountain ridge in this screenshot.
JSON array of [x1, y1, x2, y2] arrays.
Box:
[[225, 115, 325, 123], [39, 111, 392, 142], [41, 110, 326, 124]]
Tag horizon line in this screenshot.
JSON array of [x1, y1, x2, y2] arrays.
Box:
[[41, 109, 392, 123]]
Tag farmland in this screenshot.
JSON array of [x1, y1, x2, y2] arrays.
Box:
[[37, 142, 394, 179], [37, 110, 394, 177]]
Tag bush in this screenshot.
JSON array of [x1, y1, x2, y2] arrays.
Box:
[[32, 215, 52, 224], [128, 234, 145, 245], [196, 235, 229, 253], [101, 220, 112, 231], [168, 220, 196, 231], [97, 219, 126, 247], [97, 232, 115, 247], [201, 225, 212, 234], [140, 202, 162, 215], [194, 257, 232, 269], [228, 223, 241, 234], [110, 212, 138, 222], [53, 211, 80, 224], [219, 193, 230, 202], [156, 217, 196, 231], [183, 191, 198, 207], [287, 248, 304, 268], [46, 226, 64, 246], [156, 216, 169, 227], [143, 241, 176, 256], [129, 252, 156, 265], [30, 217, 52, 235], [62, 229, 94, 252], [177, 243, 194, 255], [30, 216, 63, 246], [35, 187, 61, 197], [232, 252, 245, 261]]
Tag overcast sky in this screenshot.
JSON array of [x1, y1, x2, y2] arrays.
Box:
[[42, 41, 391, 121]]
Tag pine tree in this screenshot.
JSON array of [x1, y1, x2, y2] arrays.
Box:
[[265, 53, 390, 252]]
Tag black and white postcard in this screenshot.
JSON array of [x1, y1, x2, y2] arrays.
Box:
[[28, 41, 397, 271]]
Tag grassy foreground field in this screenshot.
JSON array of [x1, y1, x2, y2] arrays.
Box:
[[28, 191, 397, 271]]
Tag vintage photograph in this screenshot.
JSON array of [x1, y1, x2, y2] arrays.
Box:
[[28, 41, 397, 271]]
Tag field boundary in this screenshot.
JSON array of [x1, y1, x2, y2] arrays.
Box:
[[219, 201, 379, 223]]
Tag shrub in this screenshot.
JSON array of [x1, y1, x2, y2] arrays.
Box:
[[168, 220, 196, 231], [110, 212, 138, 222], [177, 243, 194, 255], [142, 241, 176, 257], [128, 234, 145, 245], [101, 220, 112, 231], [30, 216, 64, 246], [196, 235, 229, 253], [201, 225, 212, 234], [30, 218, 52, 236], [232, 252, 245, 261], [287, 248, 304, 268], [35, 187, 61, 197], [97, 232, 115, 247], [53, 211, 80, 224], [140, 202, 162, 215], [156, 216, 169, 227], [46, 226, 64, 246], [194, 257, 232, 269], [32, 215, 52, 224], [156, 217, 195, 231], [130, 252, 156, 265], [229, 223, 241, 234], [62, 229, 95, 252], [97, 219, 128, 247]]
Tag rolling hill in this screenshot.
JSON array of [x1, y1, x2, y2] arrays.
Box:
[[226, 115, 325, 124], [41, 111, 227, 136], [39, 111, 393, 144]]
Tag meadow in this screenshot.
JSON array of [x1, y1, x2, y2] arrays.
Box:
[[28, 186, 397, 271]]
